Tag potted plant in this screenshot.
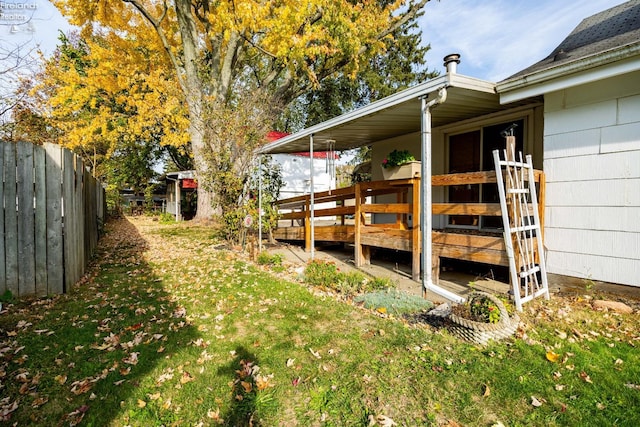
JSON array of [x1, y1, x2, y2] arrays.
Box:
[[447, 291, 520, 345], [381, 149, 420, 180]]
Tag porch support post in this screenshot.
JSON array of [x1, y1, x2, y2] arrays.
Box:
[[176, 177, 181, 221], [309, 134, 315, 260], [411, 178, 421, 281], [258, 155, 263, 252], [420, 88, 464, 303]]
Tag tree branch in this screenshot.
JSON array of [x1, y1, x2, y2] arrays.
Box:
[[122, 0, 187, 92]]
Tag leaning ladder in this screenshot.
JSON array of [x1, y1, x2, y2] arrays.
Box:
[[493, 142, 550, 312]]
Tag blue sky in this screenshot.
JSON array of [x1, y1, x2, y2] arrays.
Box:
[[0, 0, 68, 55], [1, 0, 626, 81], [419, 0, 627, 81]]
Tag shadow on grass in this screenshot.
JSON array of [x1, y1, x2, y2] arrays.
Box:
[[0, 217, 200, 425], [217, 346, 261, 426]]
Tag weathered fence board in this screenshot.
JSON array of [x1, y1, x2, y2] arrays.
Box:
[[4, 143, 18, 296], [75, 156, 85, 285], [45, 143, 64, 295], [34, 147, 47, 295], [62, 148, 75, 291], [18, 142, 36, 295], [0, 141, 104, 298]]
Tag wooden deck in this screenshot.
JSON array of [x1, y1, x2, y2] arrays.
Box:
[[273, 171, 545, 283]]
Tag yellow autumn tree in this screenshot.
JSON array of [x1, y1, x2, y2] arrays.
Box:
[[34, 30, 189, 177], [52, 0, 431, 219]]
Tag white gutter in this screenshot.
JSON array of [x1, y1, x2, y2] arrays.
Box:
[[420, 87, 465, 304], [498, 43, 640, 103]]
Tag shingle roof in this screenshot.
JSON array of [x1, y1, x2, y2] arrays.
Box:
[[503, 0, 640, 81]]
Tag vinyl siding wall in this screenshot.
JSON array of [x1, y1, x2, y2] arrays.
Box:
[[543, 70, 640, 287]]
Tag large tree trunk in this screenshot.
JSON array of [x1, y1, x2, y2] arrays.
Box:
[[173, 0, 220, 221], [189, 119, 219, 221]]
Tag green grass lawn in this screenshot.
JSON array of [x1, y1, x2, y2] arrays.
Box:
[[1, 217, 639, 426]]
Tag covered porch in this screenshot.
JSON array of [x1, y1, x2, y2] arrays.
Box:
[[272, 171, 545, 289], [259, 66, 544, 302]]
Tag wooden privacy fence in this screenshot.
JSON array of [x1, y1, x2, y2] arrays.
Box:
[[0, 141, 105, 298]]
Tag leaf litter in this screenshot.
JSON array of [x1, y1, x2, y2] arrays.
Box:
[[0, 217, 638, 425]]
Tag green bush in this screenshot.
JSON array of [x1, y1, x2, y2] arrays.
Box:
[[158, 212, 176, 224], [354, 289, 434, 316], [257, 252, 283, 266], [303, 261, 394, 297], [304, 260, 340, 288]]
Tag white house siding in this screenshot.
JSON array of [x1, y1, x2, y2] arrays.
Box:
[[272, 154, 336, 214], [543, 71, 640, 287]]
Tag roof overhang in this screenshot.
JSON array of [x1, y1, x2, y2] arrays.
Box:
[[497, 43, 640, 104], [259, 73, 510, 154], [166, 170, 195, 180]]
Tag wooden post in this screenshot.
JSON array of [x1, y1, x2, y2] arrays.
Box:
[[411, 178, 421, 281], [536, 171, 546, 264], [304, 196, 311, 252], [354, 183, 369, 266]]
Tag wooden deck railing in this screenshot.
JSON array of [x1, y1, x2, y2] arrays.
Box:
[[273, 170, 545, 283]]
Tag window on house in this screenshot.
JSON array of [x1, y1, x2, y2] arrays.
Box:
[[448, 119, 524, 229]]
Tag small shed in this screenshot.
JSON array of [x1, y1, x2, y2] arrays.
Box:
[[165, 170, 197, 220]]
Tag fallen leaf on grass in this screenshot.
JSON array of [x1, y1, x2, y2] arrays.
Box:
[[546, 351, 560, 363], [579, 371, 593, 383], [207, 408, 224, 424], [368, 414, 397, 426], [625, 383, 640, 390], [482, 384, 491, 397], [137, 399, 147, 408], [255, 374, 275, 390], [0, 398, 18, 422], [70, 379, 93, 395], [531, 396, 543, 407], [31, 396, 48, 408], [180, 371, 195, 384], [241, 381, 253, 393], [123, 352, 139, 365], [309, 348, 321, 359], [286, 358, 295, 367]]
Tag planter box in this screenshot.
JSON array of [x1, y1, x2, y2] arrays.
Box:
[[381, 161, 421, 180]]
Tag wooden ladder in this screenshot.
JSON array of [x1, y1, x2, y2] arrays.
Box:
[[493, 136, 549, 312]]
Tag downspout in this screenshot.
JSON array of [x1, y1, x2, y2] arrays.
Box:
[[420, 87, 465, 304], [309, 134, 315, 260]]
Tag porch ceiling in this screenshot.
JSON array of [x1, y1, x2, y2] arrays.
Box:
[[259, 74, 524, 154]]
